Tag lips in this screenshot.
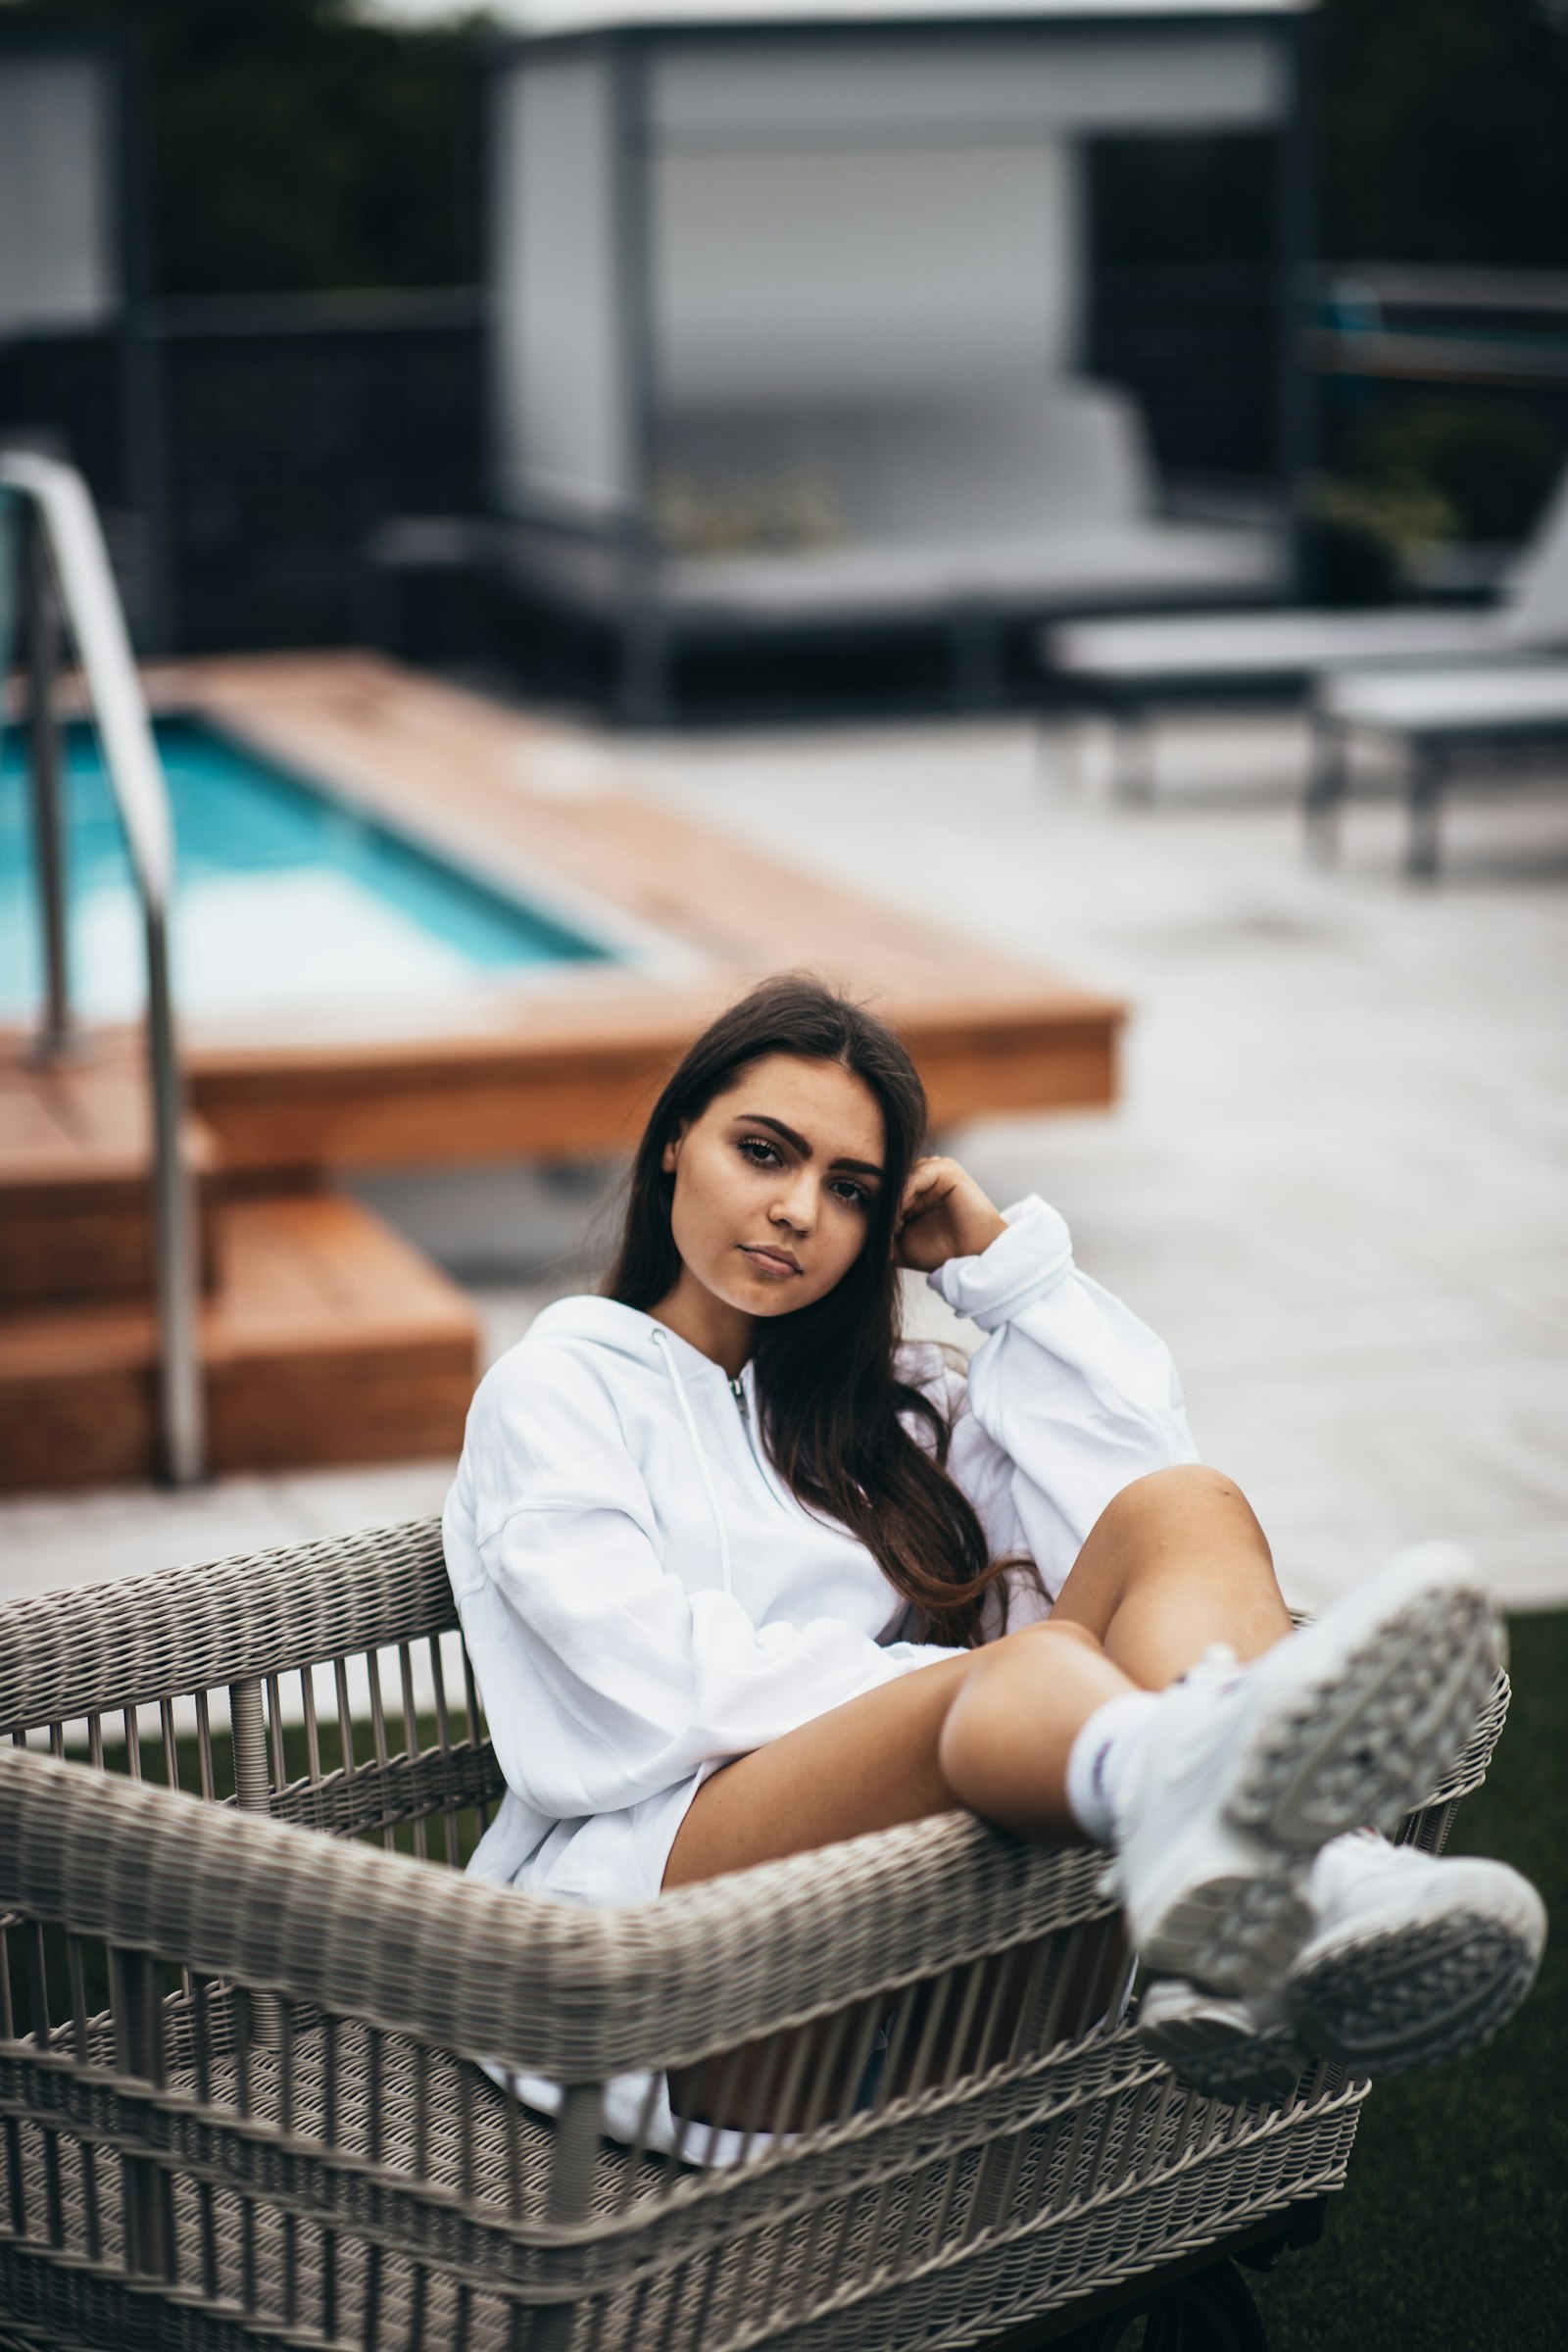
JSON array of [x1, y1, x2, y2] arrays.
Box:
[[741, 1245, 802, 1276]]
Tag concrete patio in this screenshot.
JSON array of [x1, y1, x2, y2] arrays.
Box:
[[4, 705, 1565, 1617]]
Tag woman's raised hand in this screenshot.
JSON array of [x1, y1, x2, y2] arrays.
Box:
[[893, 1156, 1007, 1273]]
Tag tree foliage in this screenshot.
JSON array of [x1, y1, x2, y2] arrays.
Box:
[[4, 0, 1568, 291], [1320, 0, 1568, 265], [3, 0, 484, 295]]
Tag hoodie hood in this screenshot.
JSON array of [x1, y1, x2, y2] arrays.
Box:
[[526, 1294, 731, 1383]]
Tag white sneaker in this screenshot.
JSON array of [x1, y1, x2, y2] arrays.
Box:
[[1288, 1832, 1545, 2074], [1107, 1543, 1500, 1996], [1136, 1834, 1546, 2103], [1136, 1975, 1303, 2105]]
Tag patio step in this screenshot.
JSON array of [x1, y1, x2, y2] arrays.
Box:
[[0, 1052, 223, 1304], [0, 1191, 479, 1491]]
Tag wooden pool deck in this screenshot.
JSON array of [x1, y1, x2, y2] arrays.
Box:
[[151, 654, 1124, 1168], [1, 654, 1123, 1488]]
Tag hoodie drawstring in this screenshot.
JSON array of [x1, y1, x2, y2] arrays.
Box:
[[650, 1326, 734, 1596]]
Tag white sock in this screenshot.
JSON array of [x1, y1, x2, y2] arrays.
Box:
[[1065, 1690, 1160, 1847]]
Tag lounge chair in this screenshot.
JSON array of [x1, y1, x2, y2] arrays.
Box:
[[1309, 658, 1568, 878], [1041, 467, 1568, 798], [0, 1519, 1508, 2352]]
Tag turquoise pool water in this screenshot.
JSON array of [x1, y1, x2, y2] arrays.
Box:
[[0, 716, 613, 1022]]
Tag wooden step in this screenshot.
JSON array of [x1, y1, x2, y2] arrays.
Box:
[[0, 1052, 222, 1304], [0, 1191, 479, 1491]]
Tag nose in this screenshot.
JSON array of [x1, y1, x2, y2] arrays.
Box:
[[769, 1167, 816, 1234]]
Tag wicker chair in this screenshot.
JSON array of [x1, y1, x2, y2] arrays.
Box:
[[0, 1520, 1508, 2352]]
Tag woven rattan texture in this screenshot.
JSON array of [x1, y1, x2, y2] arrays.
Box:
[[0, 1520, 1514, 2352], [0, 1523, 454, 1733]]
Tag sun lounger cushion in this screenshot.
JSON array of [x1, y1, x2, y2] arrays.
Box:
[[1321, 660, 1568, 735], [1049, 608, 1513, 685]]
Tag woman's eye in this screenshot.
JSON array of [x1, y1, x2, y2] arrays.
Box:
[[738, 1136, 779, 1166], [831, 1180, 871, 1210]]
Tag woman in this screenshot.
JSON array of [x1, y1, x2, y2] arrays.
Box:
[[443, 973, 1544, 2143]]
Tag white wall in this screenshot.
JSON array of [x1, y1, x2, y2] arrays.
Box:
[[490, 52, 631, 515], [0, 54, 117, 335], [489, 22, 1290, 495], [652, 141, 1080, 406], [645, 25, 1279, 411], [648, 28, 1284, 142]]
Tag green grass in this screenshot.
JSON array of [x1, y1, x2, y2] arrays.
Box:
[[1250, 1610, 1566, 2352]]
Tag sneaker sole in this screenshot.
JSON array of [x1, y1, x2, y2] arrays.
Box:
[[1228, 1572, 1500, 1850], [1137, 1846, 1317, 1994], [1289, 1884, 1545, 2076], [1136, 1988, 1307, 2106], [1136, 1551, 1498, 1994]]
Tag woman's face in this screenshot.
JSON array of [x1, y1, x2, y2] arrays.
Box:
[[662, 1054, 887, 1321]]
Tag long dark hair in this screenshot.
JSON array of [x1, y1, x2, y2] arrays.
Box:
[[604, 973, 1040, 1646]]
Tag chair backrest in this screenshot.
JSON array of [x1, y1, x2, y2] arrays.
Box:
[[867, 381, 1156, 544], [0, 1517, 501, 1868], [1499, 460, 1568, 645], [653, 378, 1156, 552]]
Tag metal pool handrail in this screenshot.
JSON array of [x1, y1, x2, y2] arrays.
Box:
[[0, 447, 204, 1484]]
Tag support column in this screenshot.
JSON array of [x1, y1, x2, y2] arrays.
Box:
[[111, 1945, 176, 2281], [23, 506, 76, 1066], [533, 2082, 604, 2352], [1407, 741, 1445, 882], [1304, 714, 1347, 862]]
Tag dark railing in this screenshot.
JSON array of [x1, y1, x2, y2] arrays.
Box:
[[0, 291, 485, 658]]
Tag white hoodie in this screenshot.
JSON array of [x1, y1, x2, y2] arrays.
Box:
[[442, 1193, 1198, 1919]]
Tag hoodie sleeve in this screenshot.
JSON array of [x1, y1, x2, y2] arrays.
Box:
[[447, 1350, 945, 1822], [923, 1195, 1199, 1603]]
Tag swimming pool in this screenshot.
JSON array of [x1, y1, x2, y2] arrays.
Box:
[[0, 715, 616, 1023]]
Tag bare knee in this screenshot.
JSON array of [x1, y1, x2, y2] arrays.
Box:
[[935, 1622, 1110, 1801], [1018, 1618, 1103, 1659], [1095, 1463, 1262, 1545], [978, 1618, 1104, 1668], [1058, 1465, 1273, 1638]]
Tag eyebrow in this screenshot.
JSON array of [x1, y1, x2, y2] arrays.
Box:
[[731, 1111, 884, 1180]]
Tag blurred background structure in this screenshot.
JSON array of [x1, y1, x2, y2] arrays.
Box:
[[1, 0, 1566, 718], [475, 0, 1304, 719]]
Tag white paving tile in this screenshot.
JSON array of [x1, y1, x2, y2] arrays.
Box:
[[0, 1481, 305, 1602], [269, 1461, 459, 1541]]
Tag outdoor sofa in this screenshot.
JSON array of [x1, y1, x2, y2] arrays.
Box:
[[382, 381, 1286, 717], [639, 383, 1282, 619], [1039, 466, 1568, 799], [0, 1519, 1508, 2352]]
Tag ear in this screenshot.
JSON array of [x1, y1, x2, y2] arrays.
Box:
[[661, 1122, 687, 1176]]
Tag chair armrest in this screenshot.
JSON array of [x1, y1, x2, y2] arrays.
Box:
[[0, 1746, 1107, 2082]]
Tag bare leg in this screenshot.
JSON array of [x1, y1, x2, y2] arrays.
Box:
[[665, 1618, 1126, 1890], [663, 1465, 1291, 2129], [1049, 1463, 1293, 1686], [666, 1464, 1290, 1889]]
